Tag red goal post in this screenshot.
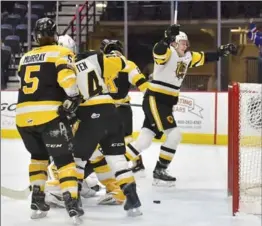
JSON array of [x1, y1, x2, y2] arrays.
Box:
[[228, 82, 262, 216]]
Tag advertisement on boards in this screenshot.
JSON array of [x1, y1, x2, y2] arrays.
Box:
[[1, 91, 18, 130], [173, 93, 215, 134]]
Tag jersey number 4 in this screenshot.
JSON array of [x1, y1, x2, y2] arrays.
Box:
[[88, 70, 103, 97], [22, 65, 40, 94]]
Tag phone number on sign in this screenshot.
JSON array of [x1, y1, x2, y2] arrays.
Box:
[[177, 120, 202, 125]]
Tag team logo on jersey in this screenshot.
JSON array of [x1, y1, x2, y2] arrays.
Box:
[[176, 62, 187, 80], [167, 116, 174, 124]]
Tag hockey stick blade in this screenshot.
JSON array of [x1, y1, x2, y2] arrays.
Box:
[[1, 185, 32, 200]]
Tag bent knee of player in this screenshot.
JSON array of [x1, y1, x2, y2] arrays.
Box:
[[164, 127, 181, 149], [133, 127, 155, 151]]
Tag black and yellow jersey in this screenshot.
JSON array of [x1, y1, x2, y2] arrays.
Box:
[[148, 41, 219, 105], [75, 51, 127, 106], [108, 60, 148, 104], [16, 45, 77, 127], [76, 52, 148, 104]]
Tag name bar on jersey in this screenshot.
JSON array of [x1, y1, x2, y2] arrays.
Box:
[[21, 52, 60, 65]]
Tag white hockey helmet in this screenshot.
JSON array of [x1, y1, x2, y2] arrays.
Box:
[[175, 31, 190, 47], [58, 34, 76, 53]]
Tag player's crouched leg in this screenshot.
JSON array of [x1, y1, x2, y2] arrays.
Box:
[[105, 154, 142, 216], [89, 150, 126, 205], [43, 117, 84, 219]]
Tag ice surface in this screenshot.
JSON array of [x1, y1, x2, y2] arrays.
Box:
[[1, 139, 261, 226]]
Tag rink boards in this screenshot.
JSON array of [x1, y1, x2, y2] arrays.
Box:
[[1, 90, 232, 145]]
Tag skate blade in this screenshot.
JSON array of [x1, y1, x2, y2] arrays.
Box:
[[152, 179, 176, 187], [127, 208, 143, 217], [72, 216, 82, 225], [31, 210, 48, 219]]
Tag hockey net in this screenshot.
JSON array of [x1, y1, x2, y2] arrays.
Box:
[[228, 82, 262, 216]]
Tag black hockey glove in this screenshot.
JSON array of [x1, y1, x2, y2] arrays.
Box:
[[164, 24, 180, 44], [58, 95, 83, 119], [218, 43, 238, 57]]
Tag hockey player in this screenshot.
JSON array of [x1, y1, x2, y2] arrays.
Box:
[[73, 50, 142, 216], [15, 18, 83, 222], [99, 39, 149, 172], [45, 34, 127, 206], [125, 24, 238, 186]]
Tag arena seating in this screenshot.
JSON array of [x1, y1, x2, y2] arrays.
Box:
[[100, 1, 262, 21]]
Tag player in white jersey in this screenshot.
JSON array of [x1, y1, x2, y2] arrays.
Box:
[[125, 24, 237, 186]]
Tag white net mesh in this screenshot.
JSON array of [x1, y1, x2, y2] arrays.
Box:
[[238, 83, 262, 215]]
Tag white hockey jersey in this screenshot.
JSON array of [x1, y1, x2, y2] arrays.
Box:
[[148, 44, 205, 105]]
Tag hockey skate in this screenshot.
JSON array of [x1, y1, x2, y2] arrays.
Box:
[[152, 161, 176, 187], [131, 156, 146, 177], [97, 180, 126, 205], [123, 182, 142, 217], [63, 191, 84, 225], [30, 185, 50, 219]]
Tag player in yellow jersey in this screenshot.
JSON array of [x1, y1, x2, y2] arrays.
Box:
[[73, 49, 142, 216], [15, 18, 83, 223], [45, 35, 142, 216], [45, 35, 128, 206], [99, 39, 149, 172]]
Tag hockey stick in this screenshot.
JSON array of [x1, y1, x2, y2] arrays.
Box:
[[118, 103, 142, 107], [1, 185, 32, 200], [174, 1, 178, 24]]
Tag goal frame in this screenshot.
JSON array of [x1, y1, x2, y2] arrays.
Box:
[[228, 82, 240, 216]]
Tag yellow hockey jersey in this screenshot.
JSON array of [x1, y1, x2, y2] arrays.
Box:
[[16, 45, 78, 127]]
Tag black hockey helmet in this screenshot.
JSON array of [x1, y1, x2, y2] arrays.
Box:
[[100, 39, 124, 55], [33, 17, 58, 46]]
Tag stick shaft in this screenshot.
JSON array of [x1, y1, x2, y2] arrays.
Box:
[[174, 1, 178, 24]]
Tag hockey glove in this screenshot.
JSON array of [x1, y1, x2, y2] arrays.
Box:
[[164, 24, 180, 44], [58, 95, 83, 119], [218, 43, 238, 57]]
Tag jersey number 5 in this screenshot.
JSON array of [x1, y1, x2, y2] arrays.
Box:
[[22, 65, 40, 94]]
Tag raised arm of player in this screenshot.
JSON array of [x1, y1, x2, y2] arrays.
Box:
[[153, 24, 180, 65], [189, 43, 238, 68]]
